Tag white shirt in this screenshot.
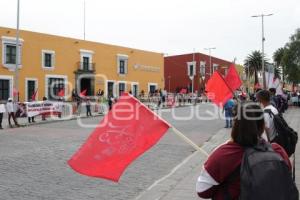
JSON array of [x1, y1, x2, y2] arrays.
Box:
[[0, 104, 6, 113], [263, 104, 278, 141], [6, 102, 15, 113]]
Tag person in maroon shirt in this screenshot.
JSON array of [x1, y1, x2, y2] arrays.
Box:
[[196, 103, 291, 200]]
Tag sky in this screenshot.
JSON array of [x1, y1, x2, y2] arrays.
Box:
[[0, 0, 300, 64]]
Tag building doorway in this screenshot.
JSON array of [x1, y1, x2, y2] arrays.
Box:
[[80, 78, 93, 96], [107, 81, 115, 98]]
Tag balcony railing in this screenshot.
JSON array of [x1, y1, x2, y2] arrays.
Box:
[[76, 62, 96, 73]]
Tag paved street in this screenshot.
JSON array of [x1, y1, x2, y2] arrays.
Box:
[[0, 104, 224, 200]]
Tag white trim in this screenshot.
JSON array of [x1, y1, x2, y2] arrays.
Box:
[[1, 36, 24, 42], [25, 78, 38, 101], [213, 63, 219, 73], [187, 61, 196, 76], [148, 82, 158, 93], [45, 75, 68, 99], [80, 49, 94, 54], [105, 80, 116, 97], [80, 50, 93, 70], [2, 38, 23, 70], [0, 75, 13, 100], [117, 54, 129, 58], [131, 82, 139, 97], [41, 50, 55, 70], [117, 54, 128, 75]]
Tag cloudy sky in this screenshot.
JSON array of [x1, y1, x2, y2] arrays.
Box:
[[1, 0, 300, 64]]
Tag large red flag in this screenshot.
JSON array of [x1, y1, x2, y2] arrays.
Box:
[[206, 72, 233, 106], [68, 93, 170, 182], [58, 89, 65, 97], [224, 64, 242, 91], [179, 88, 187, 94], [31, 88, 38, 101]]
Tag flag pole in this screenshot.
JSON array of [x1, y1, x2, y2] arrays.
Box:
[[138, 95, 209, 157], [171, 127, 209, 156]]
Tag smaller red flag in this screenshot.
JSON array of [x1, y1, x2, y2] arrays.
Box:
[[80, 89, 87, 97], [31, 88, 38, 101], [254, 82, 261, 89], [179, 88, 187, 94], [206, 72, 233, 106], [58, 89, 65, 97], [224, 64, 242, 91]]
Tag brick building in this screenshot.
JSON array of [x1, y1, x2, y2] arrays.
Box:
[[164, 53, 233, 93]]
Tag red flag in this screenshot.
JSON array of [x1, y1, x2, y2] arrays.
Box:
[[206, 72, 233, 106], [80, 89, 87, 97], [179, 88, 187, 94], [224, 64, 242, 91], [31, 88, 38, 101], [68, 93, 170, 182], [58, 89, 65, 97]]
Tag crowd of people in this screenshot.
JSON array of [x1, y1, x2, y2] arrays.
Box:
[[197, 88, 299, 200]]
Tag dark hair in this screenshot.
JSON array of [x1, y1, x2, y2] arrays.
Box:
[[269, 88, 276, 95], [256, 89, 271, 103], [231, 102, 264, 147]]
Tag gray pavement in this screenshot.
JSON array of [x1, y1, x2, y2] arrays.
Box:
[[0, 104, 224, 200]]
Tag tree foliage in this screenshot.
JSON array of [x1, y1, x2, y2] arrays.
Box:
[[274, 28, 300, 84], [244, 51, 268, 84]]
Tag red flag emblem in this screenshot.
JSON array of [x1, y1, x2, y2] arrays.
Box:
[[206, 72, 233, 106], [68, 93, 170, 182]]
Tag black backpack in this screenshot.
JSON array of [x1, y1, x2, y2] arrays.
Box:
[[239, 141, 299, 200], [264, 109, 298, 157]]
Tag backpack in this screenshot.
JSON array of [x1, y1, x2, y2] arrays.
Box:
[[264, 109, 298, 157], [239, 141, 299, 200]]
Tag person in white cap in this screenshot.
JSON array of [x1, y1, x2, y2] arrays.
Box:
[[6, 98, 19, 127]]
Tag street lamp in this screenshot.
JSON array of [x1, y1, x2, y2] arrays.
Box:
[[252, 13, 273, 89], [168, 75, 171, 92], [204, 47, 216, 77], [14, 0, 21, 101]]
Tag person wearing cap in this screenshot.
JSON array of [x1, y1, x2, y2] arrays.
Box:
[[6, 98, 19, 127]]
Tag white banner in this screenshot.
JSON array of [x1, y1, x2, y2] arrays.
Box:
[[26, 101, 63, 117]]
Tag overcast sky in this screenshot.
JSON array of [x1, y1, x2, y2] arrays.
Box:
[[1, 0, 300, 64]]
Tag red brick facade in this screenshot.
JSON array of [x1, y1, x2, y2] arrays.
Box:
[[164, 53, 232, 93]]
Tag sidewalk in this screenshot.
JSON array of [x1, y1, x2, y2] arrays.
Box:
[[0, 103, 106, 129], [134, 107, 300, 200]]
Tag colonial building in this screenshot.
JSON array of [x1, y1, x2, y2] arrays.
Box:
[[0, 27, 164, 101], [164, 53, 232, 93]]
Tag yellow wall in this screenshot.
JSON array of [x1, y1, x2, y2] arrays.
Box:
[[0, 27, 164, 101]]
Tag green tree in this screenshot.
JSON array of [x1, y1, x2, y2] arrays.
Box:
[[273, 47, 285, 80], [244, 50, 268, 84], [281, 29, 300, 86]]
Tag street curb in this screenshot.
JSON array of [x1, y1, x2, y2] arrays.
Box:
[[134, 128, 231, 200], [1, 113, 105, 130]]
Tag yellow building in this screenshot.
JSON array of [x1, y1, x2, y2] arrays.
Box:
[[0, 27, 164, 102]]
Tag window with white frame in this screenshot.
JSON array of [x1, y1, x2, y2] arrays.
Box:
[[187, 61, 196, 77], [200, 61, 206, 76], [2, 36, 23, 69], [117, 54, 128, 75], [80, 49, 94, 71], [213, 64, 219, 72], [118, 82, 126, 96], [0, 79, 10, 101], [46, 76, 66, 100], [42, 50, 55, 69], [131, 83, 139, 97]]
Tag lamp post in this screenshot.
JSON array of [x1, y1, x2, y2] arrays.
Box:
[[14, 0, 20, 101], [252, 13, 273, 89], [168, 75, 171, 92], [83, 0, 86, 40], [204, 47, 216, 77]]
